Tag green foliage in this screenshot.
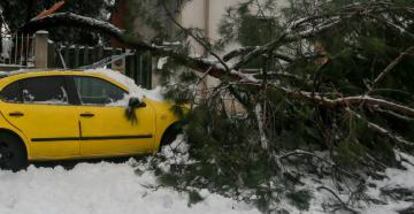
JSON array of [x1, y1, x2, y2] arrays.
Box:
[[335, 139, 367, 168], [286, 190, 312, 211], [238, 15, 277, 46], [187, 190, 204, 207], [143, 0, 414, 212]]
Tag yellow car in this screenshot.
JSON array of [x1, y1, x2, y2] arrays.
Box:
[[0, 70, 183, 170]]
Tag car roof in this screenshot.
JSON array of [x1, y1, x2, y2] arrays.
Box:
[[0, 69, 129, 91], [0, 69, 89, 78]]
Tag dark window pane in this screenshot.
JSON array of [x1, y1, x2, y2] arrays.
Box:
[[74, 77, 127, 105], [0, 82, 21, 103], [22, 77, 69, 105]]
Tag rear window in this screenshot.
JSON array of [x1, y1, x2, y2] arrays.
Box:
[[0, 76, 70, 105], [21, 76, 69, 105], [0, 82, 22, 103]]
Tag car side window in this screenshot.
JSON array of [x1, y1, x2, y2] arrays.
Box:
[[73, 76, 127, 105], [21, 76, 69, 105], [0, 81, 22, 103]]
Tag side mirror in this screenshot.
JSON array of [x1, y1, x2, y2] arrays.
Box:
[[128, 97, 146, 108], [125, 97, 146, 124]]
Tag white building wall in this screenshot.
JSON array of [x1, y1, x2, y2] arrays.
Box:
[[177, 0, 289, 92], [180, 0, 289, 55], [208, 0, 240, 41], [179, 0, 244, 91], [180, 0, 241, 55]]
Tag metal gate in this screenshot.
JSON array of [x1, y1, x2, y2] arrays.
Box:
[[47, 43, 152, 89]]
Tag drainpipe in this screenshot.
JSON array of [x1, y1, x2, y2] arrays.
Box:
[[204, 0, 210, 56], [200, 0, 211, 98]]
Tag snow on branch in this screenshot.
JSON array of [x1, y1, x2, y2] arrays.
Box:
[[23, 12, 125, 40], [276, 86, 414, 120], [346, 109, 414, 147], [230, 16, 342, 70]]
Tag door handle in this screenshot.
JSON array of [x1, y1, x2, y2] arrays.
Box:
[[9, 112, 24, 117], [80, 112, 95, 118]]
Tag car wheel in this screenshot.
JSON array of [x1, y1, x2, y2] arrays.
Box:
[[0, 133, 28, 171], [160, 125, 183, 149], [161, 131, 179, 147]]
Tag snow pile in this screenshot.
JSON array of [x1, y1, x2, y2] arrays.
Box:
[[301, 152, 414, 214], [363, 152, 414, 214], [0, 136, 257, 214], [379, 152, 414, 190], [1, 134, 414, 214], [85, 69, 164, 106], [0, 162, 258, 214], [151, 135, 198, 176]]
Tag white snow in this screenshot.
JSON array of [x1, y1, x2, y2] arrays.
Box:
[[302, 151, 414, 214], [0, 136, 258, 214], [0, 136, 259, 214], [157, 57, 169, 70], [0, 162, 259, 214], [0, 136, 260, 214], [370, 152, 414, 193], [1, 135, 413, 213]]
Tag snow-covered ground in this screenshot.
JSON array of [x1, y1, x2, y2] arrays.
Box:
[[0, 136, 258, 214], [0, 146, 413, 214], [0, 161, 259, 214]]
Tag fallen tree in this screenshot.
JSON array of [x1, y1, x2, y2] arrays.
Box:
[[21, 2, 414, 125], [22, 0, 414, 212]]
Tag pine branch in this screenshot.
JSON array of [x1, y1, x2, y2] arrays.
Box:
[[272, 86, 414, 120], [368, 46, 414, 93], [375, 108, 414, 121], [22, 12, 127, 46], [254, 103, 269, 150], [346, 108, 414, 147], [317, 186, 361, 214], [278, 150, 360, 180], [368, 14, 414, 39], [223, 47, 294, 63]]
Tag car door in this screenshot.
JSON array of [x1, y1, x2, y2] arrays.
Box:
[[71, 76, 155, 156], [0, 76, 80, 159]]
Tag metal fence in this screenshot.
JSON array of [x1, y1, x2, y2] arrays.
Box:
[[0, 33, 35, 67], [0, 31, 153, 89], [1, 31, 153, 89], [47, 43, 153, 89]]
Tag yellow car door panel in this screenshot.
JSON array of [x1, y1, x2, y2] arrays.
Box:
[[78, 106, 155, 156], [0, 76, 80, 159], [71, 76, 155, 156]]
